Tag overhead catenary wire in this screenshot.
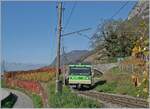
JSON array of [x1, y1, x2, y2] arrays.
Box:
[[63, 1, 77, 31], [93, 1, 130, 39], [65, 1, 130, 40], [110, 1, 129, 19], [77, 32, 91, 40], [61, 28, 91, 37], [61, 1, 131, 41]]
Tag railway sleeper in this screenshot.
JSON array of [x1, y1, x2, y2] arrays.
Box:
[[102, 97, 144, 107], [78, 91, 148, 108], [96, 95, 148, 108], [112, 99, 148, 108], [116, 98, 148, 107], [91, 92, 148, 107]]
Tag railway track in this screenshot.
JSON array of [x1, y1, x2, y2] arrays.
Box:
[[73, 89, 149, 108]]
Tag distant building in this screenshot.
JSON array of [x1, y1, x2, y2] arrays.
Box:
[[128, 0, 149, 20]]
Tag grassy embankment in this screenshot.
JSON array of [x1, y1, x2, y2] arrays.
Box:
[[95, 67, 148, 99], [47, 80, 102, 108], [12, 87, 43, 108], [1, 79, 43, 108]]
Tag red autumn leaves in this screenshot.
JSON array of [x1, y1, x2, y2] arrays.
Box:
[[4, 67, 57, 104]]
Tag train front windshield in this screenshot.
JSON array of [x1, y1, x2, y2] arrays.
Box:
[[70, 67, 91, 75]]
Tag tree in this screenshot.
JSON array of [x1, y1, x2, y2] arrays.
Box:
[[130, 19, 149, 98], [91, 19, 137, 59]]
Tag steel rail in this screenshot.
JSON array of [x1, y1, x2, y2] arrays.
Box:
[[74, 90, 149, 108]]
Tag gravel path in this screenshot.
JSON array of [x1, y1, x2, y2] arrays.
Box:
[[1, 88, 34, 108], [93, 63, 118, 74]]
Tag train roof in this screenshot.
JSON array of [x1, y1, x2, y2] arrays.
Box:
[[68, 64, 92, 67]]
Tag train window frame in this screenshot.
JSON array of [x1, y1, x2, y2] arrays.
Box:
[[69, 66, 92, 76]]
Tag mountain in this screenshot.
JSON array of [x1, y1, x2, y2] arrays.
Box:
[[50, 50, 91, 66], [83, 48, 109, 64], [4, 62, 46, 72]]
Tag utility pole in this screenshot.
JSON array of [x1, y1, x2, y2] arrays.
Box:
[[62, 46, 67, 86], [56, 1, 62, 93]]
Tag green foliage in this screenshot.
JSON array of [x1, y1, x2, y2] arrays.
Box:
[[136, 82, 149, 99], [115, 82, 138, 97], [107, 57, 118, 63], [96, 67, 148, 99], [48, 81, 101, 108], [31, 93, 43, 108], [91, 18, 148, 62], [1, 79, 6, 88], [110, 66, 121, 74], [96, 82, 117, 93]]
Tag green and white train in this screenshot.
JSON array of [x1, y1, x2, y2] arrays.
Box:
[[66, 63, 93, 88]]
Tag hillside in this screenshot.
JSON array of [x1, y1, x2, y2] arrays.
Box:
[[50, 50, 90, 66], [83, 48, 109, 64]]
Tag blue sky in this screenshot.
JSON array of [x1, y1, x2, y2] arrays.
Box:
[[2, 1, 137, 65]]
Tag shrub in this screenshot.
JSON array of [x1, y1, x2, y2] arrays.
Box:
[[31, 93, 43, 108], [96, 81, 117, 93]]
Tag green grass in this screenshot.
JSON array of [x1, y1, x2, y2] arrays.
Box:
[[1, 79, 7, 88], [95, 67, 148, 99], [107, 57, 118, 63], [96, 81, 117, 93], [31, 93, 43, 108], [48, 81, 102, 108]]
